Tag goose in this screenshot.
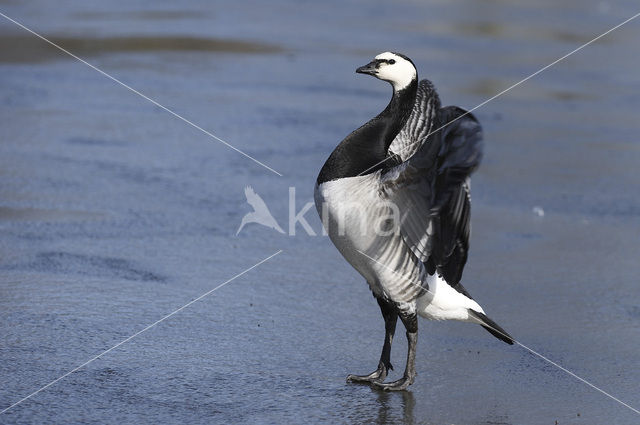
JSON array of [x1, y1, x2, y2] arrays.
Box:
[[314, 52, 513, 391]]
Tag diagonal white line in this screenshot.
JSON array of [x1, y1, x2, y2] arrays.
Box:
[[356, 249, 640, 416], [358, 10, 640, 176], [0, 11, 283, 177], [513, 340, 640, 415], [0, 249, 283, 415]]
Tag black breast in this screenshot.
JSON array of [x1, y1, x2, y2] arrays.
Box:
[[317, 79, 417, 185]]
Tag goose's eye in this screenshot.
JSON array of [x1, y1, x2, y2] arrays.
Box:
[[388, 59, 396, 64]]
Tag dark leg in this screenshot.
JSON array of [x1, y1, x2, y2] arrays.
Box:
[[372, 310, 418, 391], [347, 296, 398, 384]]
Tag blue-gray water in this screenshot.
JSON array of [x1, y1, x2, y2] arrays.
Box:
[[2, 0, 640, 424]]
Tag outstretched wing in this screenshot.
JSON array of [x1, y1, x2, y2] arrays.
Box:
[[427, 106, 483, 285], [380, 106, 483, 286], [388, 79, 440, 162]]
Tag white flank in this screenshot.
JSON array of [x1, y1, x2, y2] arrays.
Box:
[[315, 174, 484, 319]]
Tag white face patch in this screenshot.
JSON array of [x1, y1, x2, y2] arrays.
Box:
[[373, 52, 417, 91]]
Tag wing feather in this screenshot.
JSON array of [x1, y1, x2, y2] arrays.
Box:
[[388, 79, 440, 161], [380, 105, 483, 284]]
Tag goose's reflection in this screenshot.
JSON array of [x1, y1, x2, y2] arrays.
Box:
[[373, 389, 415, 425]]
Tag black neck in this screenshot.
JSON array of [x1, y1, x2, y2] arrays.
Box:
[[317, 78, 418, 184]]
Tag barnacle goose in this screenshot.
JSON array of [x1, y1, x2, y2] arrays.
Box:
[[315, 52, 513, 391]]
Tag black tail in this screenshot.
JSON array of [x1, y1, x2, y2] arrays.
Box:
[[468, 310, 514, 345]]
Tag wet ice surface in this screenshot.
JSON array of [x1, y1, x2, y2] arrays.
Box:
[[1, 0, 640, 423]]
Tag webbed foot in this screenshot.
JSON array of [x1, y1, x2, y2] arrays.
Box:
[[346, 361, 392, 384], [371, 375, 413, 391]]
